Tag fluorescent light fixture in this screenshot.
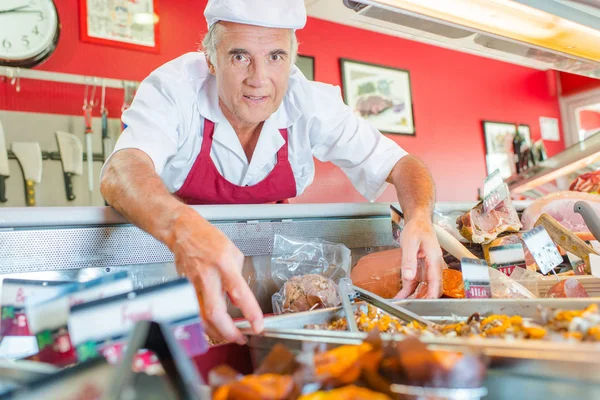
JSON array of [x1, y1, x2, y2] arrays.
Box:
[[370, 0, 600, 62]]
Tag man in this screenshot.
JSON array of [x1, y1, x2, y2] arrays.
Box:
[[100, 0, 443, 345]]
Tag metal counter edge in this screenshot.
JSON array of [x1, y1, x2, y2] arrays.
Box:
[[0, 201, 532, 228]]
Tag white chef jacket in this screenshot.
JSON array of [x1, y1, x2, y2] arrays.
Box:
[[109, 52, 408, 202]]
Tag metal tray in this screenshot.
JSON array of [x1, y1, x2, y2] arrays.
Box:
[[237, 299, 600, 377]]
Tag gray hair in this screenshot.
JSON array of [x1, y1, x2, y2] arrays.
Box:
[[201, 23, 299, 68]]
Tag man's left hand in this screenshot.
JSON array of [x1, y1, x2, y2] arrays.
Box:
[[394, 216, 444, 299]]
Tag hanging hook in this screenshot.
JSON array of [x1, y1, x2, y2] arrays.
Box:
[[83, 78, 89, 110], [9, 68, 20, 93], [89, 77, 98, 108], [100, 78, 107, 114]]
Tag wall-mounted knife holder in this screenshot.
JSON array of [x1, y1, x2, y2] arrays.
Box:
[[7, 150, 105, 163]]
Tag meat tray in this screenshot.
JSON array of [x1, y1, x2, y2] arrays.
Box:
[[236, 299, 600, 385]]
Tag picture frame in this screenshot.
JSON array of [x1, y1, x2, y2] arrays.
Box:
[[483, 121, 534, 179], [340, 58, 415, 135], [482, 121, 518, 179], [79, 0, 160, 53], [296, 54, 315, 81]]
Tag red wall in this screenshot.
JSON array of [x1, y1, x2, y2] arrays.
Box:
[[579, 110, 600, 131], [0, 0, 564, 202], [560, 72, 600, 96]]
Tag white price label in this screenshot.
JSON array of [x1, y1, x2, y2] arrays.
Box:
[[460, 258, 491, 299], [522, 226, 563, 275], [483, 170, 509, 213]]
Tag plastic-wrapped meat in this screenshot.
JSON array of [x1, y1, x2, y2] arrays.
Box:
[[546, 278, 589, 298], [521, 191, 600, 231], [457, 199, 522, 244], [355, 95, 394, 117], [483, 234, 537, 271], [570, 170, 600, 193]]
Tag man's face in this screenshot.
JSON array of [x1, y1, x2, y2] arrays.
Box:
[[209, 22, 292, 127]]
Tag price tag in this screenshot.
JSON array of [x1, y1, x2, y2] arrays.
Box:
[[483, 169, 510, 213], [567, 252, 587, 275], [390, 205, 405, 244], [68, 278, 206, 364], [460, 258, 492, 299], [25, 272, 134, 366], [522, 226, 563, 275], [590, 254, 600, 279], [489, 244, 526, 277], [1, 279, 71, 337]]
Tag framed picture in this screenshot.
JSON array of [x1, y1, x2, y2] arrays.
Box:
[[482, 121, 518, 178], [518, 124, 532, 147], [296, 55, 315, 81], [79, 0, 160, 53], [340, 58, 415, 135]]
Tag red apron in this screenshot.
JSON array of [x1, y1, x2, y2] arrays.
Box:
[[175, 119, 297, 204]]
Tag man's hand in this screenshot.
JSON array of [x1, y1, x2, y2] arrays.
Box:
[[100, 149, 263, 346], [386, 155, 442, 298], [168, 212, 264, 345], [394, 215, 443, 299]]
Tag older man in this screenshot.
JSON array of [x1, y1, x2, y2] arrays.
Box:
[[100, 0, 442, 344]]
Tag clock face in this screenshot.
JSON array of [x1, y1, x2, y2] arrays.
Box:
[[0, 0, 59, 67]]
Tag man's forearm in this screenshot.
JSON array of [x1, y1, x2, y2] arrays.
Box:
[[386, 155, 436, 221], [100, 149, 196, 248]]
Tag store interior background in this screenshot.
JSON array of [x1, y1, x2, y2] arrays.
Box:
[[2, 0, 598, 206]]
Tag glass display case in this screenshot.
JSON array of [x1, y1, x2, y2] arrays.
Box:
[[507, 131, 600, 199]]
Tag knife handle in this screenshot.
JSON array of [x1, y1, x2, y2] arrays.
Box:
[[534, 213, 596, 274], [24, 179, 35, 207], [0, 175, 7, 203], [574, 201, 600, 243], [63, 172, 76, 201]]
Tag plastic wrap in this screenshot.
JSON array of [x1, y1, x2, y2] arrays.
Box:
[[271, 235, 351, 314], [489, 267, 537, 299], [433, 211, 469, 243]]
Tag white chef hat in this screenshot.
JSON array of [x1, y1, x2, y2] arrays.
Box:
[[204, 0, 307, 30]]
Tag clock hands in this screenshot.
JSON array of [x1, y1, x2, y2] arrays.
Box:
[[0, 5, 29, 14]]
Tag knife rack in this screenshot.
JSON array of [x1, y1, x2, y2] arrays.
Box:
[[6, 150, 105, 163]]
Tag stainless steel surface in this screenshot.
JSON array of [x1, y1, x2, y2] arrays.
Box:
[[338, 278, 359, 332], [390, 384, 487, 399], [0, 201, 532, 228], [11, 142, 42, 184], [353, 285, 434, 326], [1, 66, 138, 90]]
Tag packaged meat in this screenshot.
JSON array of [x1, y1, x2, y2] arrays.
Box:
[[272, 274, 340, 314], [570, 170, 600, 193], [546, 278, 590, 298], [483, 234, 538, 271], [406, 269, 464, 299], [521, 191, 600, 232], [271, 235, 351, 314], [457, 199, 522, 244], [489, 267, 536, 299], [351, 248, 402, 298]]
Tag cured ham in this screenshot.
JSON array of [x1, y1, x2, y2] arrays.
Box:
[[521, 191, 600, 231], [457, 200, 522, 244]]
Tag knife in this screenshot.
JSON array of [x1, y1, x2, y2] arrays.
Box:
[[83, 104, 94, 193], [55, 131, 83, 201], [12, 142, 42, 207], [0, 120, 10, 203], [534, 213, 597, 275]]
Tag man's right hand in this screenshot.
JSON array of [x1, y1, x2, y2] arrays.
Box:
[[167, 210, 264, 345]]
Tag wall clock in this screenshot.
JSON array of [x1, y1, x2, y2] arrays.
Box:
[[0, 0, 60, 68]]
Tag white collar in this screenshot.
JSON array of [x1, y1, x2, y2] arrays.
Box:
[[197, 74, 302, 172]]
